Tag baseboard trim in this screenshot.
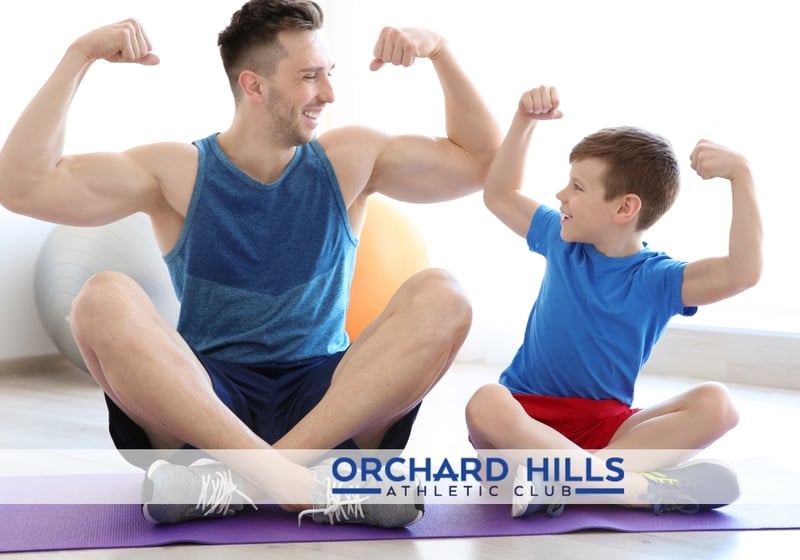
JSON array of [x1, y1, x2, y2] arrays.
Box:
[[0, 354, 76, 375], [642, 325, 800, 391]]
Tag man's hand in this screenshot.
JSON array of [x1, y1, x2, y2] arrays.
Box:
[[690, 140, 749, 182], [70, 19, 160, 66], [369, 27, 444, 71], [518, 85, 563, 121]]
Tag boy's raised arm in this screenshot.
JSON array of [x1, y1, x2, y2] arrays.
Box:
[[681, 140, 763, 306], [484, 85, 563, 238]]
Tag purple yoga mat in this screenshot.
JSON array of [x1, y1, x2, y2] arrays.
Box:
[[1, 472, 799, 553], [2, 501, 799, 553]]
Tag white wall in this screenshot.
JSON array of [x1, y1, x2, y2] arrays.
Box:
[[1, 1, 797, 368]]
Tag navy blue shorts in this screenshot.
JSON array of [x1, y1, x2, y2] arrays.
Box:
[[106, 349, 420, 467]]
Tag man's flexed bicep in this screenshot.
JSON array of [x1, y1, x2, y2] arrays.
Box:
[[0, 19, 161, 225], [4, 148, 166, 226], [320, 125, 483, 205], [366, 131, 494, 203], [363, 26, 502, 202]]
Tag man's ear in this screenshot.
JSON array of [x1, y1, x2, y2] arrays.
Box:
[[613, 193, 642, 225], [238, 70, 266, 102]]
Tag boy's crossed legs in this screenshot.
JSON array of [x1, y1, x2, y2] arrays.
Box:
[[465, 382, 741, 516]]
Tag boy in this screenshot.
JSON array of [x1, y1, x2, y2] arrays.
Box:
[[466, 85, 762, 516]]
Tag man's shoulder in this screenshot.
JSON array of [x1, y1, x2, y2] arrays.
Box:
[[316, 126, 388, 199]]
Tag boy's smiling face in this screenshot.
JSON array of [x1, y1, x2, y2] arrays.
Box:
[[556, 158, 619, 243]]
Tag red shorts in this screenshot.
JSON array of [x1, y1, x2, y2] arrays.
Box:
[[513, 393, 641, 450]]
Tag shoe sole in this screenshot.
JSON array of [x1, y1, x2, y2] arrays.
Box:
[[405, 508, 425, 527]]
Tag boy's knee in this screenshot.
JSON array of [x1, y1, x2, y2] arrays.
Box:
[[466, 384, 511, 431], [695, 381, 740, 432]]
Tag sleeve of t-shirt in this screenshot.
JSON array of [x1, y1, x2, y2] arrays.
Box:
[[645, 254, 699, 318], [526, 205, 562, 257]]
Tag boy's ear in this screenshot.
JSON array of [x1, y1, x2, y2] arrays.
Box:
[[613, 194, 642, 225]]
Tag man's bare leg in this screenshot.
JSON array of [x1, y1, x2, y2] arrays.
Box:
[[70, 271, 313, 508], [71, 268, 472, 510], [274, 268, 472, 452]]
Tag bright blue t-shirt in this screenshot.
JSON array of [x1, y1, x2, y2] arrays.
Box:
[[499, 205, 697, 405], [163, 134, 358, 365]]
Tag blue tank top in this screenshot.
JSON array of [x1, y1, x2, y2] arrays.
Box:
[[164, 134, 358, 365]]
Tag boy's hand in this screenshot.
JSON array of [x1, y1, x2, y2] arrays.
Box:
[[519, 85, 563, 120], [690, 140, 749, 182], [370, 27, 444, 71], [70, 19, 160, 66]]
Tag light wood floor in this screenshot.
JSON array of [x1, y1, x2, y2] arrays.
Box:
[[1, 356, 799, 559]]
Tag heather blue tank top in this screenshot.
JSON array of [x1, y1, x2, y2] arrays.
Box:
[[164, 134, 358, 365]]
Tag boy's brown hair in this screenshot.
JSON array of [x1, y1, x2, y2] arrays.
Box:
[[569, 126, 680, 231]]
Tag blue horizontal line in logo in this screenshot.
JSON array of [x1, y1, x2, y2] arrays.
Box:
[[332, 488, 382, 495], [575, 488, 625, 495]]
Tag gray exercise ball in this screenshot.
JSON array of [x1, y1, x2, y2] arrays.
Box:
[[34, 213, 180, 372]]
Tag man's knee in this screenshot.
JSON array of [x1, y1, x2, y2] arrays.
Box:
[[406, 268, 472, 337], [70, 271, 147, 337]]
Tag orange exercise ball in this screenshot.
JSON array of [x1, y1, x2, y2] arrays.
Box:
[[346, 197, 429, 340]]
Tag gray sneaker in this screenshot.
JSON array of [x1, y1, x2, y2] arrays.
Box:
[[640, 460, 741, 514], [511, 464, 565, 518], [141, 459, 257, 524], [297, 459, 424, 528]]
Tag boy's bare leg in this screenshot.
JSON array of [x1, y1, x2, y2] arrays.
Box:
[[466, 382, 739, 508], [606, 382, 740, 454]]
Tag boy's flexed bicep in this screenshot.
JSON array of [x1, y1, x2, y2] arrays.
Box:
[[680, 140, 763, 307], [681, 257, 739, 307], [484, 85, 563, 239]]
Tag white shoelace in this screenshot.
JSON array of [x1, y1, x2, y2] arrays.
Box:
[[197, 469, 257, 517], [297, 478, 368, 526]]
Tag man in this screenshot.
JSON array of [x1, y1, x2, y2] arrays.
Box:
[[0, 0, 501, 527]]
